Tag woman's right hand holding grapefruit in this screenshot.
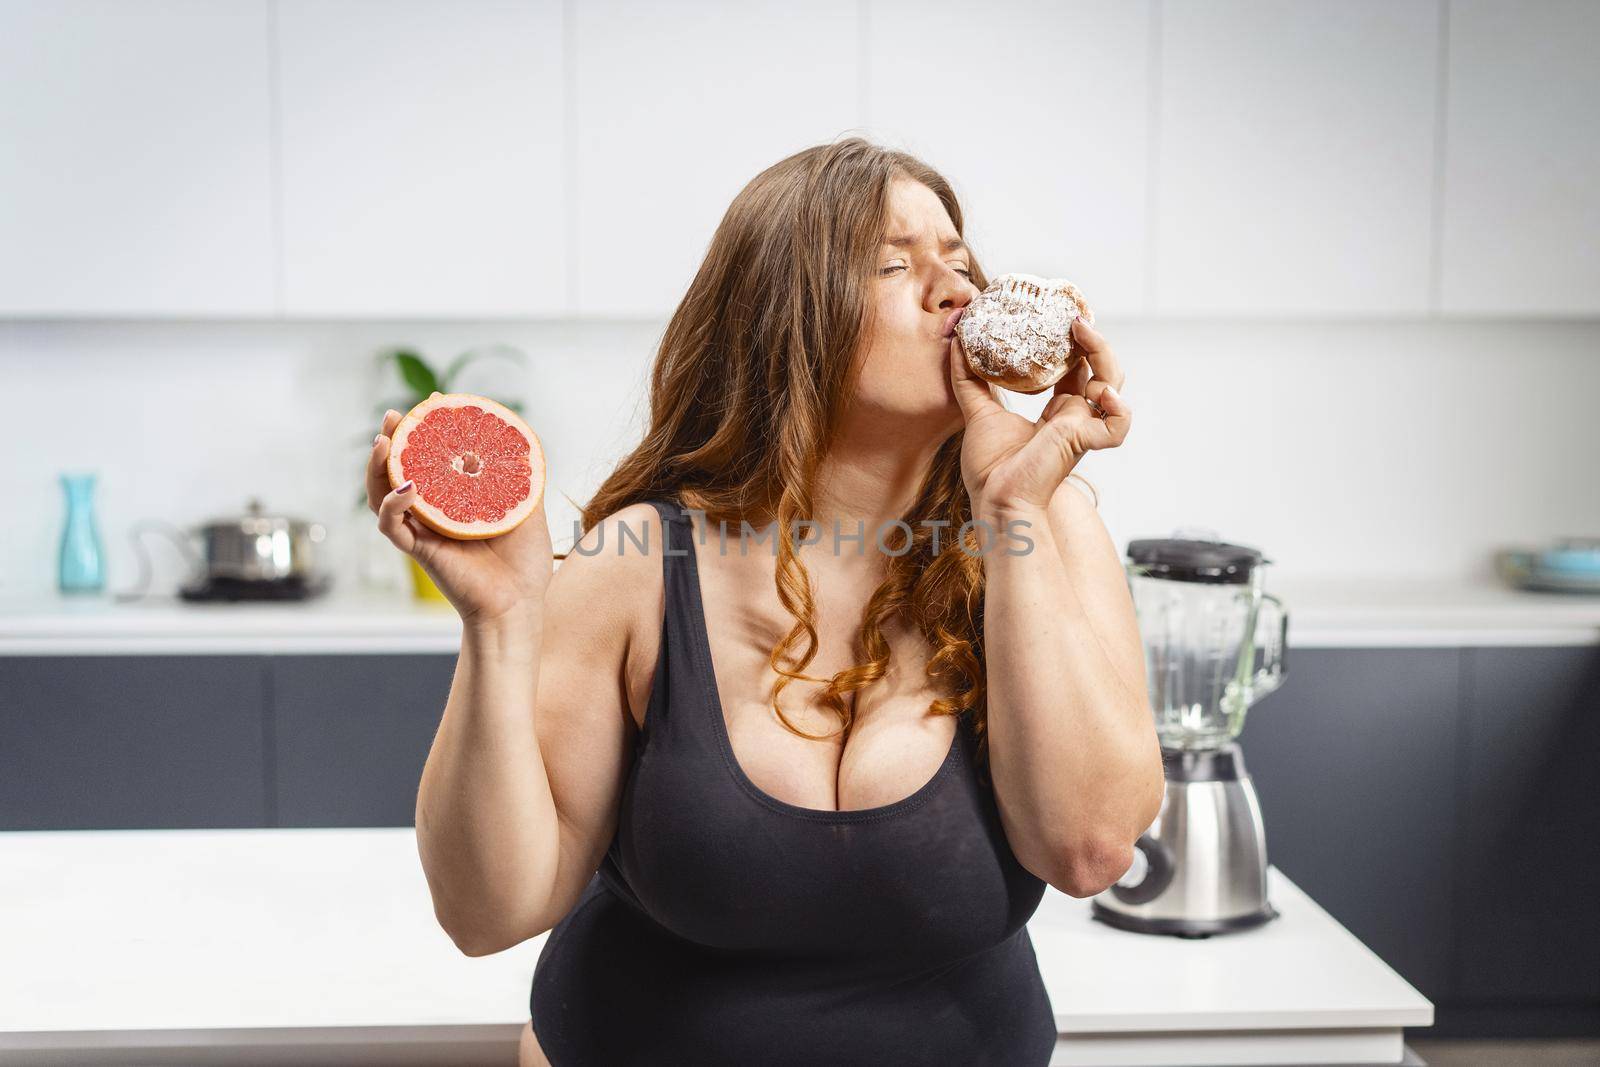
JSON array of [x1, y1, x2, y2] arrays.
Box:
[[367, 408, 553, 627]]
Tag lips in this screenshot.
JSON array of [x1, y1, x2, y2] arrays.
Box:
[[940, 307, 965, 339]]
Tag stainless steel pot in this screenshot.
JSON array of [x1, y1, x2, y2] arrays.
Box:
[[193, 497, 327, 582]]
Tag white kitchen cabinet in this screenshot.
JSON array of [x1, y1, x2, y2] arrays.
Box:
[[1437, 1, 1600, 316], [572, 0, 860, 317], [0, 0, 275, 316], [276, 0, 565, 317], [863, 0, 1154, 317], [1154, 0, 1438, 315]]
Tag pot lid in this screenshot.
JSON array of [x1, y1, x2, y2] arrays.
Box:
[[202, 498, 323, 537]]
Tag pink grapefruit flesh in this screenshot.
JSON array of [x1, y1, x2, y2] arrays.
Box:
[[386, 393, 545, 540]]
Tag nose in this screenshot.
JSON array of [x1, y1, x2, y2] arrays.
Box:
[[933, 267, 977, 311]]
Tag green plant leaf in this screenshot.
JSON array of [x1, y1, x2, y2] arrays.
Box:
[[442, 343, 529, 391], [390, 349, 440, 397]]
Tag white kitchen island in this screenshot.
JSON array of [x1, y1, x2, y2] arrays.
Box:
[[0, 827, 1429, 1066]]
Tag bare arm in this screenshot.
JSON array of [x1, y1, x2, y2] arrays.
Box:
[[979, 480, 1165, 898], [947, 314, 1163, 899], [414, 607, 552, 954], [366, 406, 657, 956], [413, 507, 657, 956]]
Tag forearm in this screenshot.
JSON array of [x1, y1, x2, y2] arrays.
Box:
[[979, 499, 1162, 893], [414, 609, 559, 953]]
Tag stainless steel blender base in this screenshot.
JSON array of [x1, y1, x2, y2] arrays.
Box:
[[1090, 742, 1279, 937], [1090, 897, 1279, 938]]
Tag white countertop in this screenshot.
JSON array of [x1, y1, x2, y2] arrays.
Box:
[[0, 827, 1430, 1067], [1268, 573, 1600, 648], [2, 572, 1597, 655]]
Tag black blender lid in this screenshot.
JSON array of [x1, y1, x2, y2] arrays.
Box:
[[1126, 536, 1270, 585]]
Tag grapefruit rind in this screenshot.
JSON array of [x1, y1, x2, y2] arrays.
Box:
[[386, 392, 545, 541]]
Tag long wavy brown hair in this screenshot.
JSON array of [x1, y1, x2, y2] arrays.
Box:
[[557, 136, 1094, 784]]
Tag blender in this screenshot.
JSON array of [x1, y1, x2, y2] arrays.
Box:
[[1090, 531, 1289, 938]]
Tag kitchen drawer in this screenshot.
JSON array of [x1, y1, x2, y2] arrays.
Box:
[[0, 655, 269, 830], [269, 654, 456, 827]]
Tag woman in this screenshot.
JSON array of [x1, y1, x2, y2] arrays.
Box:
[[365, 137, 1164, 1066]]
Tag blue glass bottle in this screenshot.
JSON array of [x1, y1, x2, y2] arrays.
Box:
[[58, 472, 105, 595]]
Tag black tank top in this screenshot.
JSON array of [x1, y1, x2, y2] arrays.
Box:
[[529, 498, 1056, 1065]]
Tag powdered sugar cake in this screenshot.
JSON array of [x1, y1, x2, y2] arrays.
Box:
[[956, 273, 1094, 394]]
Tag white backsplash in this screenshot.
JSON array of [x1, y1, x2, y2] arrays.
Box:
[[6, 316, 1598, 600]]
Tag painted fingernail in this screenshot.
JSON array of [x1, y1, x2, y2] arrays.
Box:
[[396, 480, 414, 494]]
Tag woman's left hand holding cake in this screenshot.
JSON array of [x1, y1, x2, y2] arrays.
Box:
[[948, 301, 1131, 518]]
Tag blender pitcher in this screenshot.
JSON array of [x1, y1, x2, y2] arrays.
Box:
[[1125, 531, 1288, 750]]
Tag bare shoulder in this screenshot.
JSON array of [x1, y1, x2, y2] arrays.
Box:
[[553, 501, 666, 583]]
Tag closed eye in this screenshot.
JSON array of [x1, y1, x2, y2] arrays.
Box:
[[878, 265, 973, 278]]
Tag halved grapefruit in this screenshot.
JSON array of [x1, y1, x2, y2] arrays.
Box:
[[386, 392, 545, 540]]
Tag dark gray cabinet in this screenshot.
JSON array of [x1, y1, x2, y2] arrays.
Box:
[[1240, 648, 1464, 1005], [0, 655, 270, 829], [1455, 646, 1600, 1006], [271, 654, 456, 827], [1237, 643, 1600, 1038], [0, 653, 456, 831]]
